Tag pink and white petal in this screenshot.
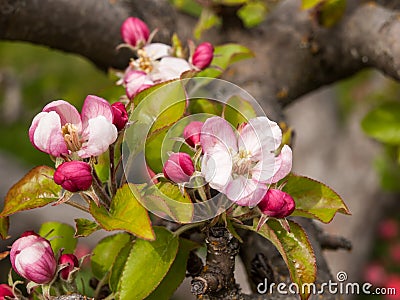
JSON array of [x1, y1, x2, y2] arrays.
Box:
[[78, 116, 118, 158], [270, 145, 292, 183], [81, 95, 114, 132], [32, 111, 68, 157], [251, 153, 276, 183], [42, 100, 82, 132], [238, 117, 278, 159], [201, 144, 233, 191], [235, 184, 268, 207], [151, 57, 191, 82], [225, 176, 264, 207], [200, 116, 238, 154], [144, 43, 172, 60], [125, 71, 154, 98]]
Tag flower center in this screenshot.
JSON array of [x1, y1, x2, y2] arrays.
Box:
[[136, 49, 153, 73], [232, 149, 255, 177], [62, 123, 82, 152]]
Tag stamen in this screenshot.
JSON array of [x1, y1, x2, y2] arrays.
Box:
[[137, 49, 153, 73], [62, 123, 82, 152]]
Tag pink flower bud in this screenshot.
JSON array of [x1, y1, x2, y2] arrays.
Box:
[[183, 121, 203, 147], [58, 254, 79, 281], [53, 161, 92, 192], [121, 17, 150, 47], [0, 284, 14, 300], [163, 153, 195, 183], [111, 102, 129, 131], [192, 42, 214, 70], [258, 189, 295, 218], [10, 232, 57, 284]]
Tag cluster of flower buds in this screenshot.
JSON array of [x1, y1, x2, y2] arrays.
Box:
[[9, 231, 80, 285], [118, 17, 214, 99], [161, 117, 296, 219]]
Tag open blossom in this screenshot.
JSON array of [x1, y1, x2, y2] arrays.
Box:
[[54, 161, 93, 192], [121, 17, 150, 47], [163, 152, 195, 183], [29, 95, 118, 158], [10, 231, 57, 284], [200, 116, 292, 207]]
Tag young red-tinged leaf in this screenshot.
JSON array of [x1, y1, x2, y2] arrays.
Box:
[[0, 166, 61, 217], [197, 44, 254, 79], [144, 182, 194, 224], [90, 184, 155, 240], [74, 218, 100, 237], [145, 238, 199, 300], [39, 222, 77, 254], [0, 217, 9, 239], [282, 174, 350, 223], [244, 219, 316, 300], [91, 233, 132, 280], [116, 227, 179, 300]]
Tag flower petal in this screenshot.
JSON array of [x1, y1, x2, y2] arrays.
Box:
[[238, 117, 278, 160], [225, 176, 266, 207], [201, 142, 233, 191], [81, 95, 114, 133], [42, 100, 82, 132], [200, 116, 238, 154], [124, 70, 154, 99], [143, 43, 171, 60], [78, 116, 118, 158], [30, 111, 68, 157], [151, 57, 191, 82], [270, 145, 292, 183]]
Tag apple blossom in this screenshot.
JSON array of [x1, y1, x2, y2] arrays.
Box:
[[53, 161, 93, 192], [257, 189, 295, 218], [200, 116, 292, 207], [58, 253, 79, 281], [10, 231, 57, 284], [163, 152, 195, 183], [121, 17, 150, 47], [183, 121, 204, 147], [111, 102, 129, 131], [0, 284, 14, 300], [29, 95, 118, 158], [192, 42, 214, 70]]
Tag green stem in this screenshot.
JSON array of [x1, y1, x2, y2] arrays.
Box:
[[173, 222, 203, 237], [65, 200, 89, 213], [92, 168, 112, 208], [94, 272, 110, 300]]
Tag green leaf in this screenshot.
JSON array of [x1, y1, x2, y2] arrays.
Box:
[[74, 218, 100, 237], [116, 227, 179, 300], [301, 0, 323, 9], [244, 219, 316, 300], [145, 127, 169, 174], [93, 150, 110, 183], [188, 98, 223, 115], [223, 95, 257, 127], [194, 7, 222, 39], [169, 0, 202, 17], [0, 217, 9, 239], [39, 222, 77, 254], [144, 182, 194, 223], [283, 174, 350, 223], [319, 0, 346, 27], [362, 102, 400, 145], [197, 44, 254, 78], [91, 233, 132, 280], [374, 146, 400, 192], [109, 241, 133, 292], [90, 184, 155, 240], [237, 2, 268, 28], [146, 238, 198, 300], [0, 166, 61, 217]]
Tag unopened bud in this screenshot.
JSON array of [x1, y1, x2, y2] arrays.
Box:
[[183, 121, 203, 147], [121, 17, 150, 47], [58, 253, 79, 281], [10, 231, 57, 284], [111, 102, 129, 131], [54, 161, 92, 192], [258, 189, 295, 218], [0, 284, 14, 300], [192, 42, 214, 70], [163, 153, 194, 183]]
